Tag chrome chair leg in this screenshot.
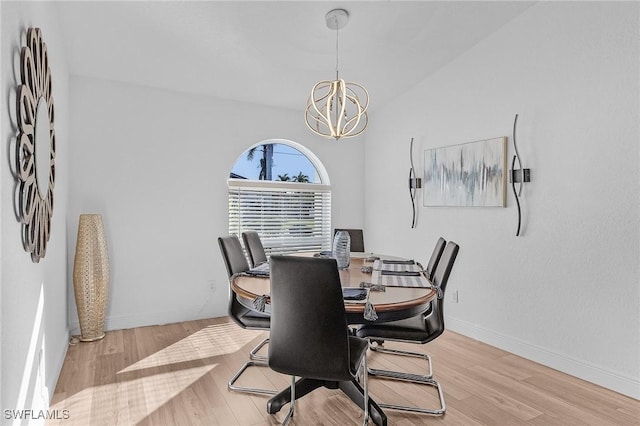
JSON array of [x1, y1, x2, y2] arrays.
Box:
[[362, 353, 370, 425], [366, 341, 445, 415], [377, 377, 446, 415], [282, 376, 296, 425], [249, 337, 269, 361], [228, 359, 277, 395], [368, 341, 433, 381]]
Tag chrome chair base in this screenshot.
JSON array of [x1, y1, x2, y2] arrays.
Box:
[[362, 354, 370, 425], [228, 337, 275, 395], [282, 376, 296, 426], [249, 337, 269, 362], [368, 342, 433, 381], [367, 341, 445, 416], [277, 357, 370, 425], [228, 359, 277, 396], [377, 377, 446, 415]]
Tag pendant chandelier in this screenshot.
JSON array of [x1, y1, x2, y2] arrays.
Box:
[[305, 9, 369, 140]]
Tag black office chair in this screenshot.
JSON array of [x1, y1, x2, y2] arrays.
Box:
[[423, 237, 446, 281], [334, 228, 365, 252], [218, 235, 275, 396], [356, 241, 459, 415], [368, 237, 447, 381], [268, 255, 370, 425], [242, 230, 268, 268]]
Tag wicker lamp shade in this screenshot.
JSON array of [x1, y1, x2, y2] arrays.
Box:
[[73, 214, 109, 341]]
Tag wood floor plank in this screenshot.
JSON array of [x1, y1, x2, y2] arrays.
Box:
[[450, 395, 530, 425], [460, 364, 616, 426], [90, 353, 128, 425], [424, 406, 485, 426], [428, 362, 543, 421], [476, 355, 535, 382], [48, 317, 639, 426], [98, 328, 124, 356], [523, 372, 639, 425]]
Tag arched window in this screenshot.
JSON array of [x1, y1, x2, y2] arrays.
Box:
[[228, 140, 332, 255]]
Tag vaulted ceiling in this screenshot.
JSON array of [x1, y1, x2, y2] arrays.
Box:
[[55, 1, 534, 111]]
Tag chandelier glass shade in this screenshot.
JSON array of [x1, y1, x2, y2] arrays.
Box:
[[305, 9, 369, 140]]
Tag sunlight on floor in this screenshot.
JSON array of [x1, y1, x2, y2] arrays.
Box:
[[50, 364, 217, 425], [47, 321, 266, 424], [119, 322, 263, 373]]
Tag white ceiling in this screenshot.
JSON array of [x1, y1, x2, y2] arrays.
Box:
[[55, 1, 534, 112]]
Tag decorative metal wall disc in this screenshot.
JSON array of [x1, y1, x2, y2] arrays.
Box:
[[16, 28, 56, 263]]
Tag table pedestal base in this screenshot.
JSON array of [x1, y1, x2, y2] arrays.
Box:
[[266, 377, 387, 426]]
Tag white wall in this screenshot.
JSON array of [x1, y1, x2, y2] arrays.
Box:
[[364, 2, 639, 398], [1, 2, 70, 422], [67, 76, 365, 332]]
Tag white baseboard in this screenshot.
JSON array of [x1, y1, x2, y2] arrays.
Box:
[[446, 317, 640, 400], [68, 309, 220, 335]]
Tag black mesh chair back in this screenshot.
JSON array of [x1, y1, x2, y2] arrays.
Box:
[[218, 234, 270, 329], [426, 241, 459, 335], [334, 228, 365, 252], [412, 237, 447, 322], [218, 235, 250, 278], [242, 230, 268, 268], [268, 255, 353, 381], [217, 235, 274, 395], [425, 237, 447, 280], [218, 235, 269, 329]]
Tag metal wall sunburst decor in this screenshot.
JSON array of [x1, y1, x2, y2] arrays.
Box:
[[16, 27, 56, 263]]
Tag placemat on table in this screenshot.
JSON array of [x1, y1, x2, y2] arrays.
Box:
[[371, 270, 430, 288], [373, 259, 421, 273]]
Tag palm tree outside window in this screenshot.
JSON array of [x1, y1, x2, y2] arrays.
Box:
[[228, 141, 331, 256]]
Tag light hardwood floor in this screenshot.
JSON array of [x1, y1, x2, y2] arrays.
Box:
[[49, 317, 638, 425]]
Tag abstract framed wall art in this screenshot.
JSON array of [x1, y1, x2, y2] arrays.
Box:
[[423, 137, 507, 207]]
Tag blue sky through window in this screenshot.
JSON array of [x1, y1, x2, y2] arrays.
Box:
[[231, 143, 320, 183]]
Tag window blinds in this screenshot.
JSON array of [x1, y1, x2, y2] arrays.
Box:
[[228, 179, 332, 256]]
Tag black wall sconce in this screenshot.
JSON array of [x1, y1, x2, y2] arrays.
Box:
[[510, 114, 531, 236], [408, 137, 422, 228]]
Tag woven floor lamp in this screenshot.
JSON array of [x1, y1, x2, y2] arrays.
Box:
[[73, 214, 110, 341]]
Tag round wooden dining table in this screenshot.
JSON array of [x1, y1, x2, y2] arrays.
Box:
[[231, 253, 438, 324]]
